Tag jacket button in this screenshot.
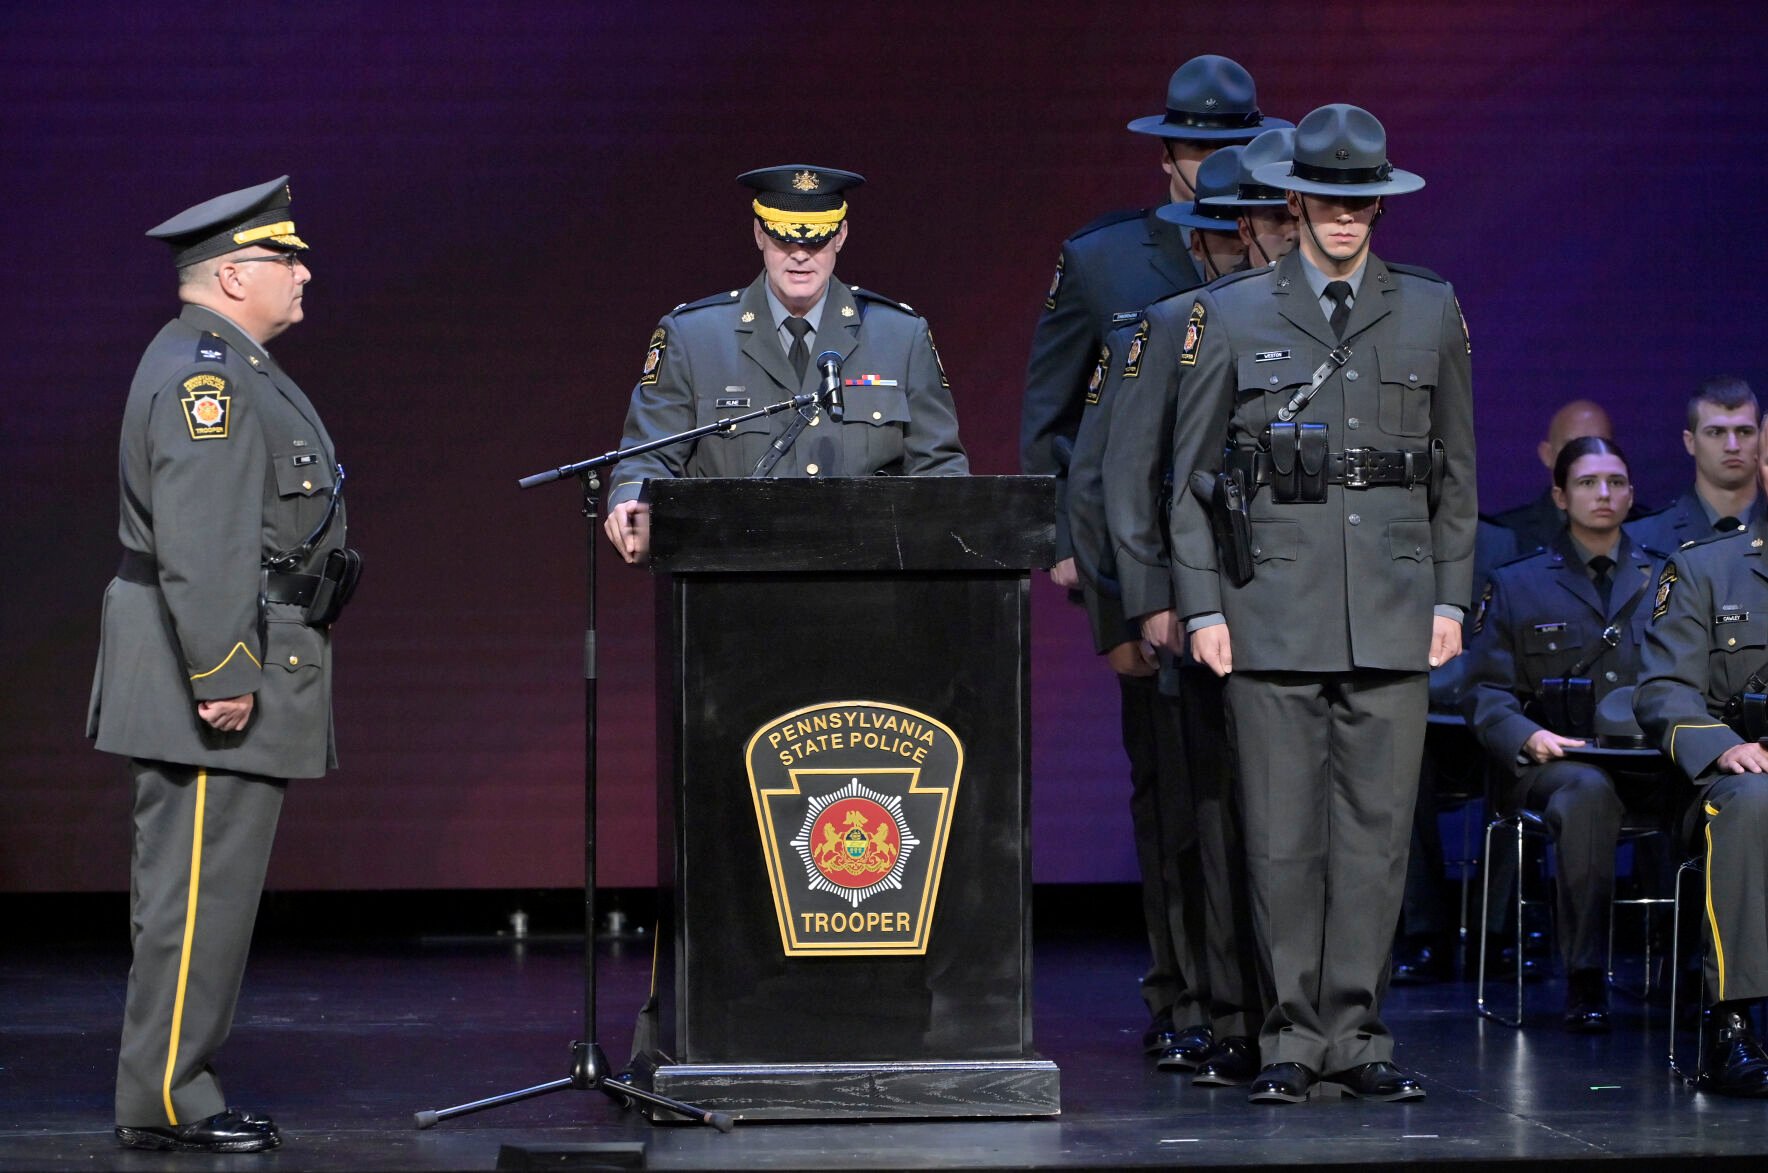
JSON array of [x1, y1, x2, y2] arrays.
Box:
[[1606, 670, 1618, 682], [1348, 514, 1361, 525], [1548, 642, 1558, 651], [872, 411, 882, 420], [302, 480, 313, 491], [288, 655, 300, 665], [1270, 375, 1281, 385], [1409, 373, 1419, 382], [1414, 545, 1423, 556], [1345, 370, 1359, 381], [806, 463, 820, 476], [1729, 637, 1738, 646], [1252, 546, 1262, 556], [1347, 417, 1360, 429]]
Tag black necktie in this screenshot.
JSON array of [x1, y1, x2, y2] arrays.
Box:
[[1589, 554, 1615, 612], [1716, 515, 1743, 533], [1324, 280, 1353, 340], [784, 317, 812, 381]]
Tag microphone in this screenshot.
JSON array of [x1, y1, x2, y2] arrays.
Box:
[[816, 350, 843, 416]]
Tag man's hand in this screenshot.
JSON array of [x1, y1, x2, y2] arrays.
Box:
[[1428, 615, 1462, 668], [1139, 609, 1185, 656], [1523, 728, 1588, 764], [1193, 624, 1232, 676], [1717, 741, 1768, 774], [198, 694, 254, 733], [1105, 640, 1158, 678], [1048, 557, 1080, 590], [603, 500, 651, 564]]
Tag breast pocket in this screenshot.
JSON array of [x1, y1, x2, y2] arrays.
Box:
[[1375, 346, 1438, 436], [1248, 519, 1299, 565], [1235, 352, 1310, 431], [1520, 623, 1585, 662], [1713, 616, 1768, 656], [272, 446, 332, 498]]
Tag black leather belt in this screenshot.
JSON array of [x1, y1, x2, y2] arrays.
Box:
[[1228, 446, 1434, 489], [116, 550, 319, 606]]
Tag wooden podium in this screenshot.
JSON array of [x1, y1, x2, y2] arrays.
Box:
[[630, 476, 1060, 1121]]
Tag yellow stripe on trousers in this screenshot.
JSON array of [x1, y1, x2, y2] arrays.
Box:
[[1705, 804, 1726, 1002], [161, 769, 207, 1125]]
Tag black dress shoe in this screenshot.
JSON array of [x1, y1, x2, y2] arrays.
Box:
[[1482, 933, 1548, 981], [1322, 1061, 1426, 1101], [116, 1108, 281, 1153], [1696, 1008, 1768, 1097], [1155, 1024, 1215, 1071], [1391, 935, 1451, 985], [1141, 1011, 1178, 1055], [1248, 1061, 1316, 1103], [1562, 968, 1611, 1034], [1192, 1035, 1260, 1086]]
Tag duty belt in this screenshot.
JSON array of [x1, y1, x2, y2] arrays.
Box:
[[1226, 446, 1434, 490], [116, 549, 321, 607]]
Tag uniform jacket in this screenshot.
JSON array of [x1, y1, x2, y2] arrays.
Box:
[[1462, 532, 1657, 771], [1488, 489, 1563, 556], [1625, 488, 1763, 557], [1635, 525, 1768, 781], [1065, 318, 1143, 653], [609, 275, 966, 505], [1167, 249, 1477, 672], [88, 304, 343, 779], [1019, 208, 1202, 561]]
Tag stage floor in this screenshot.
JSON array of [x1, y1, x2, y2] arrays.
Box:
[[4, 912, 1766, 1171]]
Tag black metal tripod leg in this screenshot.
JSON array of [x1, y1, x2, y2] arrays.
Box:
[[413, 1076, 575, 1129]]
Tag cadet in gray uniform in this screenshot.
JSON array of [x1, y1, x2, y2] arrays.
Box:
[[1626, 378, 1763, 555], [1463, 437, 1660, 1032], [605, 165, 966, 562], [89, 177, 351, 1152], [1168, 105, 1476, 1103], [1019, 54, 1286, 1071], [1634, 426, 1768, 1096]]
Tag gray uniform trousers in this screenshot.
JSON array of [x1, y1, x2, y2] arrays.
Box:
[[1514, 761, 1626, 973], [1692, 773, 1768, 1002], [116, 761, 284, 1128], [1227, 668, 1427, 1072]]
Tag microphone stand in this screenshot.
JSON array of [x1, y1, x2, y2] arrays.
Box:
[[414, 387, 834, 1134]]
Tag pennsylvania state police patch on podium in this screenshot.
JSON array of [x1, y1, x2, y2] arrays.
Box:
[[180, 373, 231, 440]]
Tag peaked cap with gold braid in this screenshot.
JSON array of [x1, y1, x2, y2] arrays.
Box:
[[146, 175, 308, 268], [739, 164, 864, 244]]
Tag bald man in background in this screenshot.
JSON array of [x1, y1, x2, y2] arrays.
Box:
[[1489, 399, 1614, 554]]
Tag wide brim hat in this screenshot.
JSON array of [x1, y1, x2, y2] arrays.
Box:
[[1156, 147, 1246, 232], [1127, 54, 1291, 142], [1251, 104, 1424, 197], [146, 175, 307, 268], [1200, 127, 1295, 208], [739, 164, 864, 244], [1594, 686, 1650, 749]]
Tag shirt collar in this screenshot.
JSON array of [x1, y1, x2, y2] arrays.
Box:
[[764, 284, 827, 337], [1300, 253, 1368, 303]]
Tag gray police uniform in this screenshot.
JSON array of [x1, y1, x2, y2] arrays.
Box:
[[87, 303, 344, 1127], [1462, 533, 1659, 972], [1626, 489, 1765, 556], [1167, 247, 1476, 1072], [1635, 524, 1768, 1002], [609, 275, 966, 502]]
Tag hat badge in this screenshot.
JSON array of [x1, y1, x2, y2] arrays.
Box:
[[1203, 97, 1218, 108], [1335, 149, 1350, 160], [792, 170, 820, 192]]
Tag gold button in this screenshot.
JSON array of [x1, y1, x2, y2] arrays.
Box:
[[1730, 637, 1738, 647], [806, 463, 820, 475], [302, 479, 313, 491], [288, 655, 300, 665], [872, 411, 882, 420]]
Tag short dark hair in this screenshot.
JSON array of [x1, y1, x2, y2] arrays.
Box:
[[1553, 434, 1630, 490], [1685, 376, 1758, 433]]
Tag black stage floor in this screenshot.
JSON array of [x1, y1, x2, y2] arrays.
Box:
[[5, 893, 1767, 1171]]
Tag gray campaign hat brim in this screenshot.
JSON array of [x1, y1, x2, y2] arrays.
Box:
[[1155, 202, 1246, 232], [1201, 127, 1296, 208], [1128, 112, 1292, 142], [1155, 146, 1246, 231], [1252, 158, 1424, 197], [1253, 103, 1425, 197]]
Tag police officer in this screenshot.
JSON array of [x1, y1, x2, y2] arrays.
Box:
[[89, 177, 350, 1152], [1627, 378, 1763, 555], [1168, 104, 1477, 1103], [1634, 417, 1768, 1096], [604, 166, 967, 561], [1489, 399, 1615, 555], [1020, 53, 1286, 1070], [1463, 437, 1660, 1032]]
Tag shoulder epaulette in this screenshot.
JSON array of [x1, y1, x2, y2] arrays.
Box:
[[851, 287, 918, 316], [1494, 543, 1550, 570], [1204, 266, 1268, 293], [194, 331, 229, 365], [1384, 262, 1448, 284], [670, 289, 742, 315], [1067, 208, 1146, 242]]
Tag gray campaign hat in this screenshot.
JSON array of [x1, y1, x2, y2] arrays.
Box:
[[1252, 104, 1424, 197], [1201, 127, 1295, 208], [1156, 148, 1245, 233], [1127, 54, 1291, 142], [146, 175, 307, 268]]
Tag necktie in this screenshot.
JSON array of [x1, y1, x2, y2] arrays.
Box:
[[1589, 554, 1615, 612], [1324, 280, 1353, 340], [784, 317, 812, 381], [1716, 515, 1743, 533]]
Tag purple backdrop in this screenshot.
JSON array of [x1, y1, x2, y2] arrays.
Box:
[[5, 2, 1765, 892]]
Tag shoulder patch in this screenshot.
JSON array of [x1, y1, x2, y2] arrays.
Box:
[[852, 286, 916, 316], [1653, 560, 1679, 621], [924, 325, 950, 389], [1085, 344, 1110, 405], [1384, 262, 1448, 284], [1121, 318, 1149, 379], [670, 290, 738, 316], [1044, 256, 1064, 310], [1178, 301, 1206, 367], [180, 372, 232, 440], [195, 332, 228, 364], [640, 327, 667, 386], [1068, 207, 1144, 242]]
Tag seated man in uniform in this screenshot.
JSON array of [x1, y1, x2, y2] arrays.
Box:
[[1463, 436, 1660, 1032], [1627, 377, 1762, 555], [603, 166, 967, 563]]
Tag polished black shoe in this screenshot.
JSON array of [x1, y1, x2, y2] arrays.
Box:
[[1247, 1061, 1316, 1103], [116, 1108, 281, 1153], [1155, 1024, 1215, 1071], [1482, 933, 1548, 981], [1696, 1008, 1768, 1097], [1562, 968, 1611, 1034], [1391, 935, 1451, 985], [1192, 1035, 1260, 1086], [1322, 1061, 1426, 1101], [1141, 1011, 1178, 1056]]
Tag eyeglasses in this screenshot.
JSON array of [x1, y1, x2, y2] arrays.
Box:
[[233, 252, 308, 272]]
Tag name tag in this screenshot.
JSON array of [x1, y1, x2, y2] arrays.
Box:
[[1715, 612, 1751, 624], [292, 453, 319, 466], [1254, 349, 1291, 363], [1110, 311, 1141, 325], [1532, 622, 1567, 633], [716, 397, 751, 409]]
